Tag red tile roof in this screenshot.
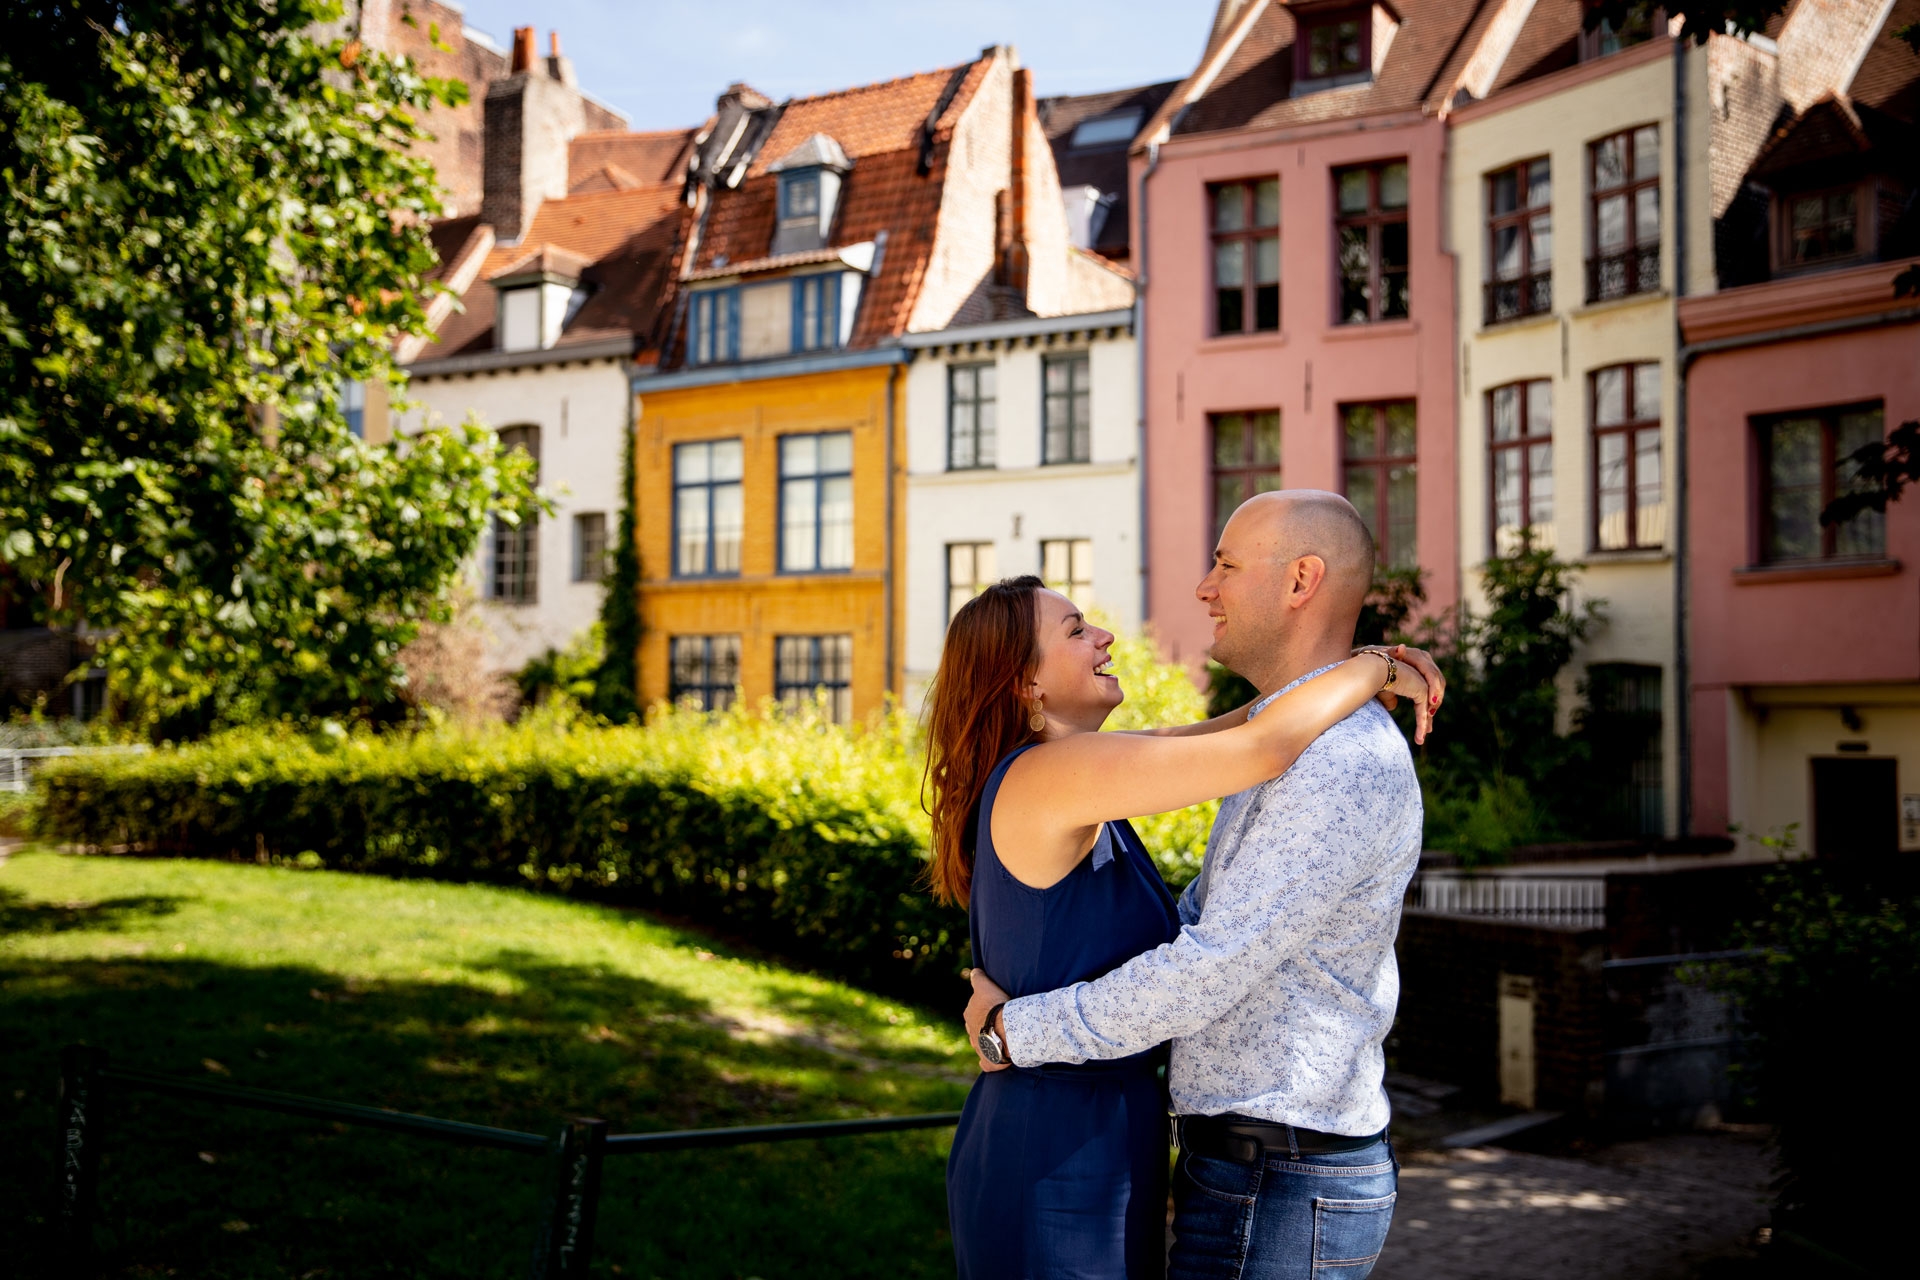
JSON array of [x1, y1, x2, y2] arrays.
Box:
[[1847, 0, 1920, 123], [421, 181, 688, 359], [568, 128, 699, 188], [679, 55, 993, 352], [1166, 0, 1497, 139]]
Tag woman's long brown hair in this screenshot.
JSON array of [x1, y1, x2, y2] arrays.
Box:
[[922, 575, 1045, 907]]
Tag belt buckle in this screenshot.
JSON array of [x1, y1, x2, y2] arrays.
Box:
[[1225, 1133, 1262, 1164]]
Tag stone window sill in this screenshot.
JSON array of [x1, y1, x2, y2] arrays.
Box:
[[1733, 558, 1900, 585]]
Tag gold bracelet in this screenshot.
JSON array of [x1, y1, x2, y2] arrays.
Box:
[[1374, 649, 1397, 692]]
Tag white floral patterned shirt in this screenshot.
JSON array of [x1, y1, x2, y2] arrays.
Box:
[[1000, 664, 1424, 1135]]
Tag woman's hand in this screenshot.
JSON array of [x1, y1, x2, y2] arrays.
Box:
[[1355, 644, 1443, 745]]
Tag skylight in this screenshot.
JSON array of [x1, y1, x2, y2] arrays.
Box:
[[1070, 110, 1142, 149]]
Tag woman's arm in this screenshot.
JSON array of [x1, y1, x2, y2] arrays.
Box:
[[1114, 645, 1446, 740], [999, 651, 1429, 841]]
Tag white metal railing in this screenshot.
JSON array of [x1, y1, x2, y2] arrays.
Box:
[[1405, 872, 1606, 928], [0, 746, 147, 793]]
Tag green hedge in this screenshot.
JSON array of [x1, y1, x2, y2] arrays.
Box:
[[30, 631, 1217, 1003], [34, 704, 966, 999]]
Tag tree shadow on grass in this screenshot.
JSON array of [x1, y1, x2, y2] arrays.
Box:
[[0, 886, 185, 936], [1, 948, 963, 1279]]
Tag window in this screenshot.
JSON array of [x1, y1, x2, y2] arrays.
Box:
[[1781, 186, 1861, 269], [1211, 410, 1283, 541], [780, 431, 854, 572], [1042, 353, 1092, 465], [792, 274, 841, 352], [342, 380, 366, 438], [572, 512, 608, 583], [1342, 402, 1417, 568], [1486, 159, 1552, 324], [775, 634, 853, 724], [947, 542, 996, 622], [689, 289, 738, 365], [1041, 538, 1094, 612], [669, 635, 741, 712], [1210, 180, 1281, 335], [780, 171, 820, 220], [1488, 381, 1553, 554], [1580, 5, 1664, 60], [1070, 110, 1142, 149], [490, 425, 540, 603], [948, 363, 997, 470], [499, 286, 541, 353], [1588, 126, 1660, 302], [673, 439, 744, 577], [1294, 9, 1372, 90], [1758, 405, 1884, 563], [1336, 161, 1411, 324], [1584, 663, 1664, 838], [1591, 363, 1664, 550]]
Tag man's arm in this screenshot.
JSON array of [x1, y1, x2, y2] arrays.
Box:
[[997, 736, 1389, 1067]]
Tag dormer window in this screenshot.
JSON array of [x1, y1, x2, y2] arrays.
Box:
[[1070, 110, 1142, 149], [490, 245, 591, 353], [1774, 183, 1873, 273], [769, 133, 851, 256], [1579, 5, 1666, 61], [1292, 3, 1395, 96]]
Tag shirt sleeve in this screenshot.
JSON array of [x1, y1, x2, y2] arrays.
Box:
[[1176, 876, 1202, 928], [1001, 734, 1388, 1067]]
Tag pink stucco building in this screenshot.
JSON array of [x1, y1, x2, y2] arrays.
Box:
[[1130, 0, 1493, 662], [1680, 3, 1920, 854]]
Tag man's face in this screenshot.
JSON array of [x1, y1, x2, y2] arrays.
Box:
[[1195, 503, 1294, 674]]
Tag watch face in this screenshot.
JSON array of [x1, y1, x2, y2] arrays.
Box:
[[977, 1030, 1005, 1065]]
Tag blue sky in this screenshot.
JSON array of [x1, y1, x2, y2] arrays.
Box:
[[450, 1, 1211, 129]]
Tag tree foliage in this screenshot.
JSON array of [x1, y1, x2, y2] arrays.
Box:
[[0, 1, 538, 733]]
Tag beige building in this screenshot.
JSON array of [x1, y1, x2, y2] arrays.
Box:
[[1443, 0, 1884, 838]]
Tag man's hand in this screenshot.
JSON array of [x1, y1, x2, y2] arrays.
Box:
[[964, 968, 1012, 1073], [1356, 643, 1445, 744]]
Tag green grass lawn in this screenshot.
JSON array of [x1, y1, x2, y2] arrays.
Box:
[[0, 847, 975, 1278]]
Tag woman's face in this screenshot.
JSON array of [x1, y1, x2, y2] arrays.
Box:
[[1026, 589, 1121, 734]]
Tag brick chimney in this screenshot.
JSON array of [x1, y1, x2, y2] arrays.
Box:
[[998, 68, 1034, 294], [482, 27, 589, 243]]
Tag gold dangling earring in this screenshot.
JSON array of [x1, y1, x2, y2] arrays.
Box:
[[1029, 699, 1047, 733]]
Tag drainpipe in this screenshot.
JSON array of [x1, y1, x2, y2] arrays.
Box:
[[1135, 140, 1160, 631], [1671, 32, 1692, 839], [885, 360, 901, 701]]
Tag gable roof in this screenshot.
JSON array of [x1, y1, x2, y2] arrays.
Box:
[[1154, 0, 1498, 141], [1038, 80, 1181, 260], [1847, 0, 1920, 124], [416, 179, 689, 363], [1747, 0, 1920, 187], [567, 128, 699, 190], [678, 56, 995, 353]]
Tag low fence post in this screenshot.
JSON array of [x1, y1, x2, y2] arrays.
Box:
[[57, 1045, 108, 1273], [528, 1117, 608, 1280]]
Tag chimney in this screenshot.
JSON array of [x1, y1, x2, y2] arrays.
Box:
[[482, 27, 589, 242], [1000, 68, 1034, 294]]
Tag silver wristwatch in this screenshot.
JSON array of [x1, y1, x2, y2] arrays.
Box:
[[977, 1003, 1008, 1065]]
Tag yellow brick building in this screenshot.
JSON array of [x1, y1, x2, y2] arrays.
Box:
[[634, 358, 906, 721]]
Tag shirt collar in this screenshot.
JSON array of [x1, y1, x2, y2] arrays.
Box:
[[1245, 663, 1342, 720]]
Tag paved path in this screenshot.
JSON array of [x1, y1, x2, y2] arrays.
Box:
[[1373, 1130, 1773, 1280]]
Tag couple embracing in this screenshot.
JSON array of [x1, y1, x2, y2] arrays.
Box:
[[924, 490, 1445, 1280]]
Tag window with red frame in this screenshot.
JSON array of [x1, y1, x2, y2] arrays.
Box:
[[1488, 380, 1553, 554], [1296, 10, 1369, 87], [1588, 126, 1660, 302], [1342, 401, 1417, 568], [1211, 411, 1282, 541], [1758, 404, 1884, 563], [1335, 161, 1410, 324], [1591, 362, 1664, 551], [1210, 180, 1280, 335], [1486, 158, 1552, 323]]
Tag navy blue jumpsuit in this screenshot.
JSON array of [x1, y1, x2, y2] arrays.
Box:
[[947, 745, 1182, 1279]]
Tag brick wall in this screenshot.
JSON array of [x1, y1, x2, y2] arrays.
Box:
[[911, 54, 1014, 331], [1394, 913, 1608, 1114]]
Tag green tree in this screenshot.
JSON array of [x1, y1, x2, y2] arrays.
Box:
[[0, 1, 538, 734]]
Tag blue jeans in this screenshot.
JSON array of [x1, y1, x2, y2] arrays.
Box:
[[1166, 1135, 1398, 1280]]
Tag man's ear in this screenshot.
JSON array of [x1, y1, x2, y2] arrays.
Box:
[[1287, 555, 1329, 609]]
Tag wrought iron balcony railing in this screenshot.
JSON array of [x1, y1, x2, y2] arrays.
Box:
[[1586, 244, 1661, 304], [1483, 272, 1552, 325]]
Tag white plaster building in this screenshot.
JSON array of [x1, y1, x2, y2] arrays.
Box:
[[901, 309, 1139, 706]]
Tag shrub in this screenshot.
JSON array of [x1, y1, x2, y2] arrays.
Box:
[[32, 631, 1223, 1001]]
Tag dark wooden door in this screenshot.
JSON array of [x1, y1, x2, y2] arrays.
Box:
[[1811, 757, 1897, 858]]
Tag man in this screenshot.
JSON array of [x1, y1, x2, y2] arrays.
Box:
[[965, 490, 1427, 1279]]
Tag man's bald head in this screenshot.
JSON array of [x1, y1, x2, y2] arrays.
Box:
[[1237, 489, 1375, 606]]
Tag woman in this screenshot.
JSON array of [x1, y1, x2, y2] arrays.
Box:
[[926, 576, 1438, 1280]]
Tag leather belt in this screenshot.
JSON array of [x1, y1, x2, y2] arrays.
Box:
[[1176, 1113, 1386, 1164]]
